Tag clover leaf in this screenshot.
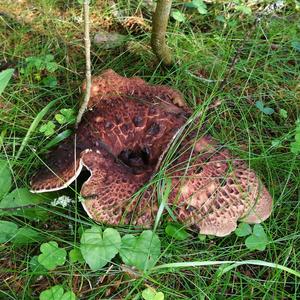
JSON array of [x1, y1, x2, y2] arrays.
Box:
[[40, 285, 64, 300], [279, 109, 288, 119], [69, 247, 85, 264], [55, 109, 76, 125], [245, 224, 269, 251], [30, 256, 47, 273], [142, 287, 165, 300], [80, 226, 121, 271], [119, 230, 161, 271], [255, 101, 274, 115], [235, 223, 252, 237], [0, 160, 12, 199], [165, 223, 190, 240], [235, 223, 269, 251], [39, 121, 56, 136], [38, 241, 67, 270], [39, 285, 76, 300]]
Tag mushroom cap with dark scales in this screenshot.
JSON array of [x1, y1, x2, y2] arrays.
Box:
[[167, 135, 272, 236], [30, 69, 273, 236]]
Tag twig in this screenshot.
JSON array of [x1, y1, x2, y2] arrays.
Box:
[[151, 0, 173, 66], [76, 0, 91, 127]]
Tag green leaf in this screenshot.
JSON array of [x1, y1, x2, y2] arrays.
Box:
[[40, 285, 76, 300], [263, 107, 275, 115], [55, 109, 75, 125], [0, 187, 47, 220], [60, 108, 75, 119], [165, 223, 189, 240], [291, 40, 300, 52], [80, 226, 121, 270], [235, 5, 252, 15], [0, 68, 14, 96], [142, 288, 156, 300], [39, 121, 56, 136], [55, 113, 67, 124], [42, 75, 57, 87], [13, 227, 42, 244], [235, 223, 252, 237], [141, 287, 164, 300], [171, 10, 186, 22], [29, 255, 47, 272], [279, 109, 288, 119], [0, 206, 48, 221], [185, 0, 207, 14], [38, 241, 67, 270], [245, 224, 268, 251], [154, 292, 165, 300], [291, 141, 300, 154], [216, 15, 226, 23], [255, 101, 274, 115], [0, 187, 44, 208], [119, 230, 161, 271], [45, 61, 59, 73], [69, 248, 85, 263], [0, 160, 12, 198], [61, 291, 77, 300], [40, 285, 64, 300], [194, 0, 207, 14], [0, 220, 18, 243], [255, 100, 264, 111], [198, 234, 206, 242]]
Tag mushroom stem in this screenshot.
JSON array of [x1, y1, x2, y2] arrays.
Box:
[[151, 0, 173, 66], [76, 0, 92, 127]]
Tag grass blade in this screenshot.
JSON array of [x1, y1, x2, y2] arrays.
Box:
[[151, 260, 300, 278], [15, 98, 60, 161]]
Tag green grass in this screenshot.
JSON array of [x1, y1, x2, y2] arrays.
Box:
[[0, 1, 300, 299]]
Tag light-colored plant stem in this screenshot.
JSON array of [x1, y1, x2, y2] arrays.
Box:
[[76, 0, 91, 127], [151, 0, 173, 66]]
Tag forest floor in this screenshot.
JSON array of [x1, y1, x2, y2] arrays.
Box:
[[0, 1, 299, 299]]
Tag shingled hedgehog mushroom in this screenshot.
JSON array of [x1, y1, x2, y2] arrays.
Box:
[[30, 69, 272, 236]]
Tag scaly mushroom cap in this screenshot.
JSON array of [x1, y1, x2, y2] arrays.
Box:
[[31, 69, 188, 226], [31, 70, 272, 235], [167, 135, 272, 237]]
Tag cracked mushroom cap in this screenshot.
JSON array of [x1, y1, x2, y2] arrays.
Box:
[[167, 135, 273, 237], [30, 70, 273, 235], [31, 69, 188, 226]]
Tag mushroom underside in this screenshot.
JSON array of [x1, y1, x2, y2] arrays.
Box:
[[30, 69, 273, 236]]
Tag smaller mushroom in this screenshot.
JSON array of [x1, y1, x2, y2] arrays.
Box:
[[167, 135, 273, 237]]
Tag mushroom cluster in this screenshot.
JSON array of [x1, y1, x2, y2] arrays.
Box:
[[31, 70, 272, 236]]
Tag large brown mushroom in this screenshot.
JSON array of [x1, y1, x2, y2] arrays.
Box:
[[31, 69, 272, 236]]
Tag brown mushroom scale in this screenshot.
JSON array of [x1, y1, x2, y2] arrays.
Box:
[[31, 70, 272, 236]]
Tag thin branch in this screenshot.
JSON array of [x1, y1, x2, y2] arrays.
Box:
[[76, 0, 91, 127], [151, 0, 173, 66]]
